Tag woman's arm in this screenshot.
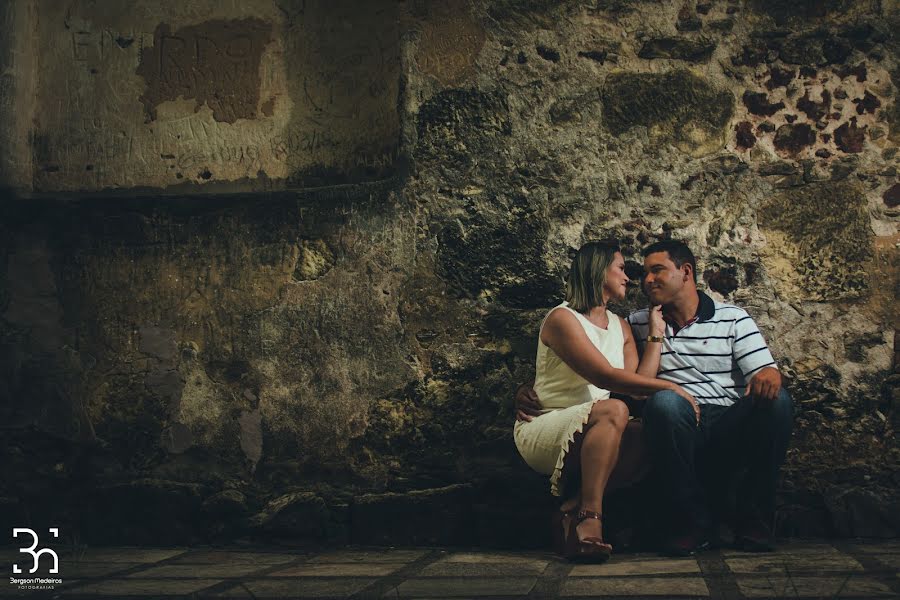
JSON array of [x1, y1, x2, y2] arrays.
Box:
[[541, 309, 680, 397], [635, 306, 664, 377]]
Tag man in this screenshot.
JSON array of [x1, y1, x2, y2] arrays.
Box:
[[517, 240, 793, 556]]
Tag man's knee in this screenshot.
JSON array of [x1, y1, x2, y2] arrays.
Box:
[[753, 388, 793, 419], [773, 388, 793, 417], [768, 388, 794, 434], [737, 387, 794, 444], [643, 390, 694, 427]]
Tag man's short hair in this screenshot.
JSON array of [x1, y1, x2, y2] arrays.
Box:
[[642, 240, 697, 282]]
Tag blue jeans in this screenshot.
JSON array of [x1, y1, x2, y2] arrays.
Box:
[[642, 388, 793, 532]]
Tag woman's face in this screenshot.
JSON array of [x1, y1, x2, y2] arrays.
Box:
[[602, 252, 630, 302]]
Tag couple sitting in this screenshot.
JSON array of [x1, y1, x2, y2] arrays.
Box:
[[513, 240, 792, 562]]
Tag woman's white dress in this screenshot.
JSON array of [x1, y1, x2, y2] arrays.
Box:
[[513, 302, 625, 496]]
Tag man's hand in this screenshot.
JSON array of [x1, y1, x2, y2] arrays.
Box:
[[671, 384, 700, 425], [648, 305, 665, 337], [515, 383, 543, 422], [745, 367, 782, 402]]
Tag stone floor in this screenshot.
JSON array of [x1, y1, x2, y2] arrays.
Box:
[[1, 540, 898, 599]]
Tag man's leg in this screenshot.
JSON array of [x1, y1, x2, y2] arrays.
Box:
[[738, 389, 794, 523], [702, 389, 794, 549], [642, 390, 709, 554]]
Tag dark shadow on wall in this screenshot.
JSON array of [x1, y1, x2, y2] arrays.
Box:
[[0, 181, 555, 548], [0, 188, 422, 546]]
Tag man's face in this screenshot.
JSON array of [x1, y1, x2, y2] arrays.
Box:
[[642, 251, 689, 305]]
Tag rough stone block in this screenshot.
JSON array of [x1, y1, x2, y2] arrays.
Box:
[[638, 37, 715, 62], [759, 179, 871, 301], [601, 70, 733, 157], [350, 484, 474, 546], [249, 492, 335, 541]]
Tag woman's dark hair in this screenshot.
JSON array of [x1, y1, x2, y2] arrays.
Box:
[[565, 241, 620, 313], [642, 240, 697, 282]]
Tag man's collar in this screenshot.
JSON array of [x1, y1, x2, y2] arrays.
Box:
[[662, 290, 715, 325], [696, 290, 715, 322]]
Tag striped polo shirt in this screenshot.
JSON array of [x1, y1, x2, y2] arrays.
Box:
[[627, 292, 777, 406]]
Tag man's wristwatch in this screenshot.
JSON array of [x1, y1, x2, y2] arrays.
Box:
[[647, 335, 664, 343]]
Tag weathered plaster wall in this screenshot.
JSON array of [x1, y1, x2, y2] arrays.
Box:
[[1, 0, 898, 546], [0, 0, 37, 190], [20, 0, 400, 191]]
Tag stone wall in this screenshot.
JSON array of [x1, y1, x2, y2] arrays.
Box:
[[0, 0, 897, 546]]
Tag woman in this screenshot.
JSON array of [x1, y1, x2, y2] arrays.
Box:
[[513, 241, 697, 562]]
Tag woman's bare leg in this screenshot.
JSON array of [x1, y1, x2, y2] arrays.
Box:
[[559, 400, 629, 542], [561, 418, 648, 498], [606, 420, 649, 492]]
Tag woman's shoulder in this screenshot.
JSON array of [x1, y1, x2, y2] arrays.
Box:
[[544, 301, 581, 318], [543, 303, 580, 327], [540, 304, 584, 348]]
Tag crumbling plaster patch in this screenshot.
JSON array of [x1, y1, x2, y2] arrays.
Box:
[[22, 0, 401, 191]]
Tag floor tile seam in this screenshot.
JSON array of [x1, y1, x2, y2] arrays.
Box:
[[696, 550, 745, 600], [49, 548, 197, 592], [527, 558, 573, 599], [831, 541, 900, 595], [181, 552, 320, 597], [347, 548, 447, 600]]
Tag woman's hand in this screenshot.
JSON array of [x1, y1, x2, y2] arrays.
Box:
[[671, 384, 700, 425], [648, 305, 665, 337]]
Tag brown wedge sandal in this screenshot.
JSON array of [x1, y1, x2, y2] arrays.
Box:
[[564, 510, 613, 563]]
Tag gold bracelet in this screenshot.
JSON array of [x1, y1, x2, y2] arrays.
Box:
[[647, 335, 664, 343]]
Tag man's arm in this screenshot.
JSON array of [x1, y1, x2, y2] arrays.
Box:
[[635, 306, 664, 377], [732, 309, 781, 402], [515, 381, 543, 422], [622, 317, 638, 372]]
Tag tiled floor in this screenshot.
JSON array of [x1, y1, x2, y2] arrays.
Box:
[[1, 541, 897, 599]]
